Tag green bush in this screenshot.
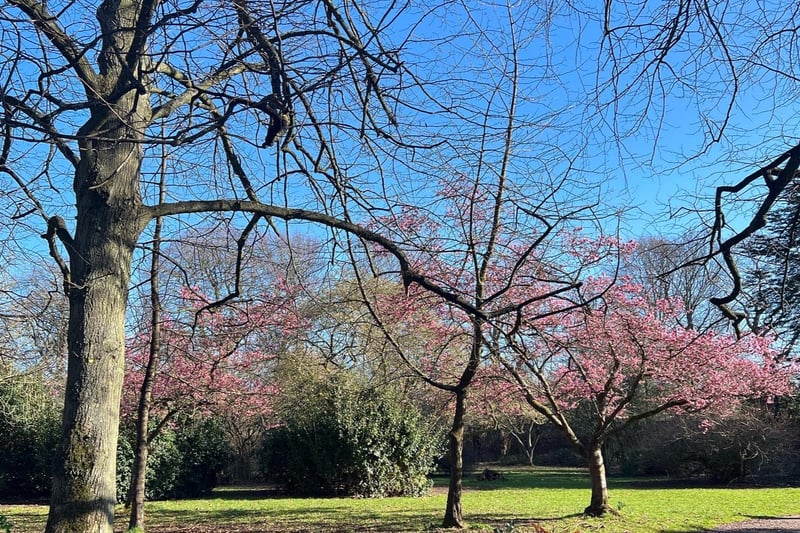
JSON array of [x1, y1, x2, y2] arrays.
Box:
[[116, 435, 134, 502], [116, 416, 229, 502], [171, 417, 229, 498], [262, 376, 444, 497], [116, 429, 181, 502], [0, 369, 61, 499]]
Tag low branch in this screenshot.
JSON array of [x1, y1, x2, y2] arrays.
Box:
[[148, 199, 484, 317], [40, 216, 74, 295]]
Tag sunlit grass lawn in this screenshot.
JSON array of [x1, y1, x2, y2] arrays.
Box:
[[2, 467, 799, 532]]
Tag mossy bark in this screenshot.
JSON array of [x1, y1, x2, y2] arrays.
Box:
[[45, 2, 152, 530]]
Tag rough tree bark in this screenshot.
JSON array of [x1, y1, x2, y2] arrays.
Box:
[[48, 118, 149, 531], [41, 1, 152, 530]]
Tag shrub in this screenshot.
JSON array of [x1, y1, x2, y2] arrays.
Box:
[[171, 417, 229, 498], [116, 416, 229, 502], [262, 376, 444, 497], [116, 429, 181, 502], [0, 369, 61, 499]]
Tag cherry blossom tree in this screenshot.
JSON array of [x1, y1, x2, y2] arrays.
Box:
[[354, 199, 628, 527], [494, 276, 797, 516], [124, 284, 301, 422], [121, 282, 301, 519]]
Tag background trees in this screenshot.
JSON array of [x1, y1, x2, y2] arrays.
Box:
[[741, 180, 800, 351], [624, 236, 725, 331], [610, 403, 800, 484], [0, 266, 67, 500]]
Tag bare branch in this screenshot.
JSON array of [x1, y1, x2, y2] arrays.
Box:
[[40, 216, 74, 295], [148, 199, 486, 318], [6, 0, 97, 92], [709, 143, 800, 324]]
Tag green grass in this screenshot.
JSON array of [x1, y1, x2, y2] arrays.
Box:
[[2, 468, 798, 532]]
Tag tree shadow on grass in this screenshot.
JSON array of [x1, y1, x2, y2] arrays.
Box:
[[144, 505, 446, 532], [459, 468, 591, 490], [467, 512, 584, 522], [205, 485, 283, 500], [0, 507, 48, 533]]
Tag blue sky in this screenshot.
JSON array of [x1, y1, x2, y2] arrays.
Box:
[[1, 0, 798, 283], [387, 0, 800, 243]]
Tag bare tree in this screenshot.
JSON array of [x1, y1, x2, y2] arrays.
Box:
[[0, 1, 444, 530], [0, 265, 68, 377], [624, 235, 725, 331], [597, 1, 800, 327]]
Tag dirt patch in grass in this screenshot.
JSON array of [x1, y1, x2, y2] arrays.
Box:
[[706, 515, 800, 532]]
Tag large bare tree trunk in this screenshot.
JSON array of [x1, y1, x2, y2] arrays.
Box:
[[45, 3, 152, 526], [442, 390, 467, 528], [46, 190, 146, 532]]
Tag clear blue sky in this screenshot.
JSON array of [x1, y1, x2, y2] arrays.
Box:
[[390, 0, 799, 242], [2, 0, 798, 280]]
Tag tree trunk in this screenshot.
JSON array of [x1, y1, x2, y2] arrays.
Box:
[[127, 132, 168, 532], [127, 430, 150, 529], [126, 329, 155, 529], [442, 390, 467, 528], [526, 423, 540, 467], [584, 445, 614, 517], [45, 13, 151, 524], [125, 248, 158, 526], [45, 206, 144, 532]]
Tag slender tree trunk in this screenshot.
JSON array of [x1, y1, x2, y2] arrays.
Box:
[[127, 412, 151, 529], [500, 431, 510, 457], [127, 157, 167, 530], [442, 390, 467, 528], [526, 429, 539, 467], [126, 278, 157, 531], [585, 444, 613, 516]]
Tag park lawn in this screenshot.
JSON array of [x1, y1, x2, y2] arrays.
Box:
[[2, 468, 799, 532]]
